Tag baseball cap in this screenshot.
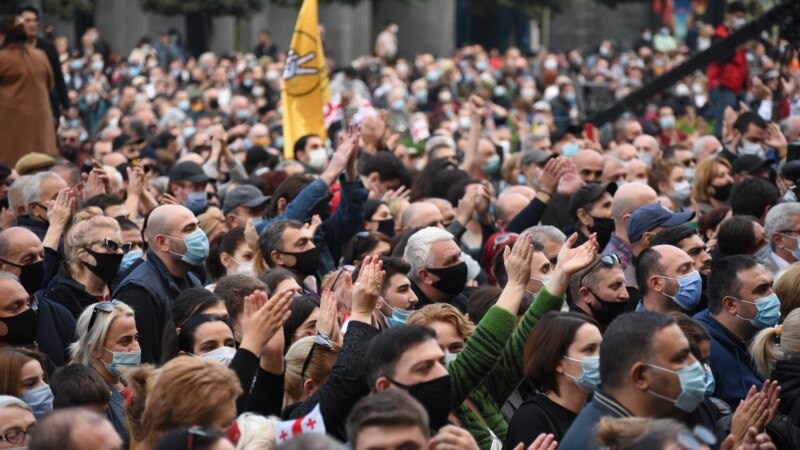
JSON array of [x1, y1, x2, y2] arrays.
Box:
[[520, 149, 556, 167], [15, 153, 56, 175], [223, 185, 271, 215], [627, 203, 695, 243], [569, 183, 618, 222], [732, 154, 768, 175], [168, 161, 213, 184]]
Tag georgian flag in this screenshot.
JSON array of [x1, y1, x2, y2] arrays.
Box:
[[274, 404, 326, 443]]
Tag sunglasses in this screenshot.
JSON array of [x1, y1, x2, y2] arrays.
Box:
[[579, 254, 620, 287], [89, 238, 132, 254], [300, 333, 333, 379], [87, 300, 123, 333]]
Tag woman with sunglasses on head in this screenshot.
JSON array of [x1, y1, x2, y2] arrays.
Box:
[[43, 207, 131, 318], [69, 300, 140, 448]]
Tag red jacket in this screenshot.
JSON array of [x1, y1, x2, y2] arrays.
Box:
[[707, 25, 749, 94]]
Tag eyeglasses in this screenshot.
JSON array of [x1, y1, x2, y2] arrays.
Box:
[[87, 300, 123, 333], [88, 238, 132, 254], [579, 254, 620, 287], [300, 333, 333, 379], [0, 427, 32, 446]]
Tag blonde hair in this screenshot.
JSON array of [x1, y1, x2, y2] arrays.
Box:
[[234, 412, 279, 450], [774, 265, 800, 321], [751, 309, 800, 378], [595, 417, 689, 449], [692, 158, 731, 204], [65, 207, 121, 277], [69, 301, 136, 367], [284, 336, 340, 406], [140, 357, 242, 449], [407, 303, 475, 340]]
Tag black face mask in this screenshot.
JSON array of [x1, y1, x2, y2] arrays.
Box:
[[0, 308, 38, 345], [390, 375, 453, 431], [282, 246, 320, 278], [587, 288, 635, 329], [588, 217, 615, 250], [0, 259, 46, 295], [711, 183, 732, 202], [376, 218, 395, 237], [426, 262, 468, 297], [83, 249, 123, 286]]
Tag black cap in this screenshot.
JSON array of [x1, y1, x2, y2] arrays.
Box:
[[732, 155, 768, 175], [569, 182, 618, 222], [169, 161, 213, 184], [0, 164, 11, 183]]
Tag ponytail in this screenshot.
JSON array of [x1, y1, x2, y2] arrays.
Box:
[[750, 326, 782, 379]]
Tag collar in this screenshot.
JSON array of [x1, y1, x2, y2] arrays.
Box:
[[603, 233, 633, 268], [593, 390, 634, 418], [771, 251, 791, 271]]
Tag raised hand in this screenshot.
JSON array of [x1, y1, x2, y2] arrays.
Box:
[[765, 123, 788, 153], [47, 188, 75, 230], [430, 425, 479, 450], [730, 386, 768, 445], [555, 233, 599, 276], [322, 126, 361, 185], [513, 433, 558, 450], [316, 289, 340, 340], [306, 214, 322, 236], [239, 290, 293, 356], [244, 218, 260, 253], [332, 269, 354, 318], [503, 233, 534, 287], [350, 255, 385, 325], [126, 165, 146, 199]]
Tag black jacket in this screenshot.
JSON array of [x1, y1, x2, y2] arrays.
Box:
[[559, 390, 633, 450], [32, 294, 76, 367], [35, 36, 69, 119], [114, 251, 201, 364], [43, 263, 102, 318], [773, 359, 800, 423]]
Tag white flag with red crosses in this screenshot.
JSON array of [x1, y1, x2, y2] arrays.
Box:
[[274, 404, 326, 443]]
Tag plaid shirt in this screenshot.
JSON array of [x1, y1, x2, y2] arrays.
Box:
[[602, 233, 633, 269]]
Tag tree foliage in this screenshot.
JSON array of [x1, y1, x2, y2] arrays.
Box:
[[139, 0, 265, 17], [0, 0, 96, 18]]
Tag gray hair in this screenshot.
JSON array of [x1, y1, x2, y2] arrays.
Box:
[[7, 175, 31, 218], [0, 395, 32, 412], [103, 165, 124, 193], [69, 301, 136, 367], [692, 135, 719, 157], [0, 271, 20, 283], [403, 227, 455, 278], [276, 160, 303, 171], [259, 219, 304, 267], [524, 225, 567, 247], [234, 412, 278, 450], [22, 171, 63, 215], [764, 202, 800, 249]]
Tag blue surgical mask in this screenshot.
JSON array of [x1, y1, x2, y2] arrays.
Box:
[[517, 173, 527, 185], [195, 346, 237, 367], [735, 293, 781, 330], [22, 384, 54, 419], [647, 360, 706, 412], [184, 191, 208, 215], [640, 153, 654, 166], [178, 99, 190, 111], [120, 248, 143, 272], [391, 99, 406, 111], [782, 234, 800, 261], [562, 355, 601, 391], [103, 347, 141, 379], [754, 244, 772, 266], [483, 155, 501, 174], [383, 305, 413, 328], [704, 364, 715, 398], [659, 115, 676, 130], [168, 228, 210, 266], [562, 142, 580, 158], [658, 270, 702, 311]]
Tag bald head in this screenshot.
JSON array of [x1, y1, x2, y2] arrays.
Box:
[[574, 150, 604, 183], [503, 185, 536, 200], [29, 408, 122, 450], [602, 155, 625, 184], [692, 135, 722, 162], [613, 143, 638, 162], [611, 183, 658, 240], [633, 134, 661, 164], [177, 152, 205, 166], [401, 202, 444, 230], [145, 204, 196, 241], [100, 152, 127, 168], [0, 227, 44, 278], [626, 159, 649, 183], [495, 193, 529, 230]]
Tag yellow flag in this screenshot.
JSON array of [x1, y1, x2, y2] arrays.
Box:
[[281, 0, 330, 160]]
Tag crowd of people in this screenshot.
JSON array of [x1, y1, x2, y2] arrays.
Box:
[[2, 0, 800, 449]]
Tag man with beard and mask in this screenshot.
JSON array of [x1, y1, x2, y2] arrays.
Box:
[[763, 203, 800, 276], [42, 212, 128, 318], [569, 183, 616, 249], [293, 134, 328, 174], [650, 226, 713, 315], [404, 227, 469, 313], [19, 171, 68, 241], [635, 245, 702, 315], [560, 312, 707, 450], [721, 112, 787, 164], [114, 205, 206, 364], [570, 254, 631, 331], [166, 162, 213, 216], [0, 228, 75, 368], [260, 219, 321, 292], [258, 131, 367, 275]]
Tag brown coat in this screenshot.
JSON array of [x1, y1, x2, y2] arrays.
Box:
[[0, 44, 57, 166]]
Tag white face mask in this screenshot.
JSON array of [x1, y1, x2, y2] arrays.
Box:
[[235, 261, 253, 275], [672, 180, 692, 201], [196, 346, 236, 367], [739, 140, 764, 157], [308, 149, 328, 170]]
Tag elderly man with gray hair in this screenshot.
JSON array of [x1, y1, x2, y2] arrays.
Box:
[[18, 171, 68, 241], [0, 395, 36, 448], [404, 227, 469, 313], [763, 202, 800, 276]]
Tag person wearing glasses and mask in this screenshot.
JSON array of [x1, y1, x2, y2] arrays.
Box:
[[43, 208, 131, 318], [0, 395, 36, 450], [69, 300, 140, 448], [114, 204, 208, 364], [570, 254, 632, 331]]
